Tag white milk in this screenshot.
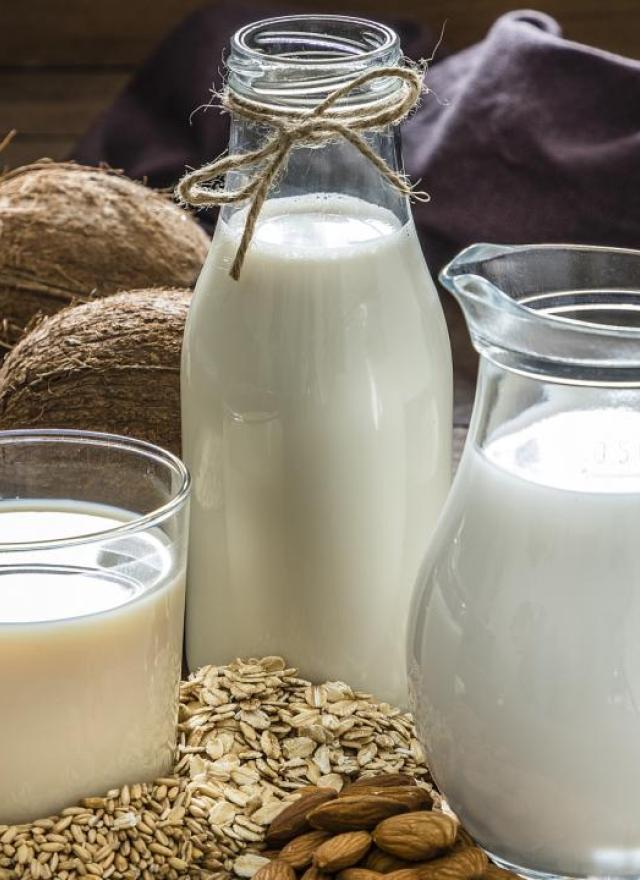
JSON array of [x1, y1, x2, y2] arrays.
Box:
[[0, 503, 185, 824], [411, 407, 640, 877], [182, 193, 452, 705]]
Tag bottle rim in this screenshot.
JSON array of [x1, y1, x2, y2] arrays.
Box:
[[228, 15, 404, 109]]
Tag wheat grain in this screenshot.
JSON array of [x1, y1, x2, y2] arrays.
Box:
[[0, 658, 430, 880]]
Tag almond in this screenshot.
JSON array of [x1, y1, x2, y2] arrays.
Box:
[[266, 788, 338, 846], [452, 828, 476, 851], [313, 831, 372, 872], [419, 848, 487, 880], [299, 785, 327, 795], [385, 849, 488, 880], [349, 788, 433, 812], [302, 867, 331, 880], [254, 860, 298, 880], [482, 865, 520, 880], [364, 847, 411, 874], [373, 812, 458, 861], [280, 831, 332, 869], [338, 869, 385, 880], [380, 871, 419, 880], [342, 775, 416, 794], [308, 796, 410, 832]]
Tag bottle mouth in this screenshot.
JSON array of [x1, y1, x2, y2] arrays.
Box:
[[440, 243, 640, 385], [228, 15, 403, 110]]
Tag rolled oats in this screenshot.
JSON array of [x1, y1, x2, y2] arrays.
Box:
[[0, 658, 429, 880]]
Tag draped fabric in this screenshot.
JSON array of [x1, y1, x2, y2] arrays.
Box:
[[73, 5, 640, 275]]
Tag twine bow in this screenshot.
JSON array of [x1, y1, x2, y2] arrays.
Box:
[[176, 66, 428, 281]]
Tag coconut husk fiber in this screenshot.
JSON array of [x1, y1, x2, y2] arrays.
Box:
[[0, 162, 209, 348], [0, 288, 190, 457]]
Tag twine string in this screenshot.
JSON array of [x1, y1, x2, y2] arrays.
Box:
[[176, 67, 428, 280]]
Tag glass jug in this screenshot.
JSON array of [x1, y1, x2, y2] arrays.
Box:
[[408, 243, 640, 880], [182, 16, 452, 706]]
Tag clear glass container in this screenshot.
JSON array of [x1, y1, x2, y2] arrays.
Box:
[[0, 429, 190, 824], [408, 243, 640, 879], [182, 15, 452, 705]]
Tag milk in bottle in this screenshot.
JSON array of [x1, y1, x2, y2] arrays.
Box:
[[181, 17, 452, 705]]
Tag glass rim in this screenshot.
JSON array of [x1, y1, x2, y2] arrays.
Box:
[[0, 429, 191, 553], [231, 14, 400, 68]]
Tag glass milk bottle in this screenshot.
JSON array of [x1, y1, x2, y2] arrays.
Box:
[[181, 15, 452, 705], [408, 243, 640, 879]]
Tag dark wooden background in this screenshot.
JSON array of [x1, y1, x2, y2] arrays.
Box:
[[2, 0, 640, 169], [1, 0, 638, 456]]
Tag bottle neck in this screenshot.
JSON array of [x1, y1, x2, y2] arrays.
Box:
[[222, 113, 410, 226]]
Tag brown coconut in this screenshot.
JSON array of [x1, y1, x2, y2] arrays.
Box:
[[0, 162, 208, 347], [0, 288, 190, 456]]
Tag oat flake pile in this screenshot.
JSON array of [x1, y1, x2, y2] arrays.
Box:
[[0, 657, 431, 880]]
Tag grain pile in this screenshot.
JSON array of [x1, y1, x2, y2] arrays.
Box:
[[0, 658, 431, 880], [0, 288, 190, 455], [0, 162, 208, 348]]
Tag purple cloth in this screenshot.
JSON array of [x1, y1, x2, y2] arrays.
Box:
[[404, 9, 640, 271], [73, 4, 432, 218], [73, 6, 640, 272]]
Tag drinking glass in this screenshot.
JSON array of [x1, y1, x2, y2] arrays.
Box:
[[0, 429, 190, 824]]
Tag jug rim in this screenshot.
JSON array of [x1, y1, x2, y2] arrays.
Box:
[[440, 242, 640, 384]]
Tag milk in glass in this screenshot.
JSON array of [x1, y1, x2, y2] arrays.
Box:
[[0, 502, 185, 824]]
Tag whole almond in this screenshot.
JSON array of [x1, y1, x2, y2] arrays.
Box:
[[420, 848, 487, 880], [373, 812, 458, 861], [266, 788, 338, 846], [308, 796, 410, 832], [342, 775, 416, 795], [482, 865, 520, 880], [314, 831, 372, 872], [452, 828, 476, 851], [254, 860, 298, 880], [350, 788, 433, 812], [364, 847, 411, 874], [338, 870, 385, 880], [385, 848, 488, 880], [382, 871, 420, 880], [302, 867, 330, 880], [280, 831, 332, 869]]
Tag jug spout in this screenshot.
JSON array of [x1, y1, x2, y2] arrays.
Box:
[[440, 243, 517, 295], [438, 242, 640, 384], [440, 243, 520, 320]]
